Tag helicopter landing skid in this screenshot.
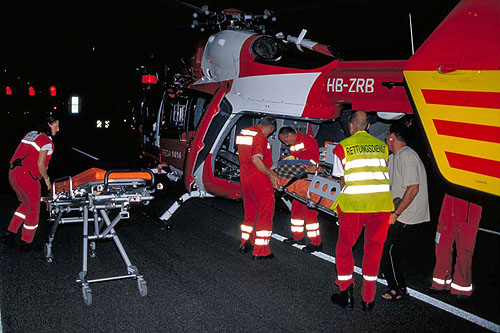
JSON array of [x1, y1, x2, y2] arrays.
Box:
[[159, 190, 214, 222]]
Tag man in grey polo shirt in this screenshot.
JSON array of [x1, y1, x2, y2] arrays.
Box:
[[379, 122, 430, 300]]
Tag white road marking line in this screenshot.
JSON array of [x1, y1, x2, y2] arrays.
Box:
[[479, 228, 500, 236], [271, 232, 500, 332]]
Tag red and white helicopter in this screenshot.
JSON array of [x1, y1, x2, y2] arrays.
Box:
[[136, 0, 500, 222]]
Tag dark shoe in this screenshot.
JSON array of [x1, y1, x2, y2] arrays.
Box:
[[1, 231, 16, 248], [330, 284, 354, 308], [283, 237, 305, 246], [381, 287, 408, 301], [361, 300, 375, 312], [18, 242, 43, 252], [238, 240, 253, 254], [302, 243, 323, 253], [252, 253, 274, 261]]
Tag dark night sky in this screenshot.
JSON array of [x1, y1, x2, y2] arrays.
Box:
[[1, 0, 460, 119]]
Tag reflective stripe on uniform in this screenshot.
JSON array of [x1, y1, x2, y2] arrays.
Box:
[[344, 171, 389, 182], [337, 274, 353, 281], [342, 184, 391, 194], [255, 230, 272, 237], [451, 283, 473, 292], [241, 233, 250, 240], [21, 139, 41, 151], [291, 219, 304, 226], [241, 225, 253, 233], [363, 275, 378, 281], [433, 277, 451, 285], [255, 238, 270, 245], [291, 226, 304, 232], [290, 142, 305, 152], [240, 129, 257, 136], [15, 211, 27, 219], [345, 158, 386, 170], [305, 223, 319, 230], [236, 135, 253, 145], [23, 224, 38, 230], [307, 230, 320, 238]]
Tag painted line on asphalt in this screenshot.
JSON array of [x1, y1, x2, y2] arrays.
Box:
[[479, 228, 500, 236], [271, 233, 500, 332]]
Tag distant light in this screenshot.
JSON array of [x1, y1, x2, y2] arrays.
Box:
[[71, 96, 79, 114], [96, 120, 102, 128], [104, 120, 110, 128], [29, 86, 35, 96], [6, 86, 12, 95], [142, 74, 158, 84], [53, 106, 57, 110], [49, 86, 56, 96]]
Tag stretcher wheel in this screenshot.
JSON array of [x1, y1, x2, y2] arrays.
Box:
[[137, 278, 148, 297], [90, 241, 96, 258], [82, 285, 92, 306], [44, 243, 53, 263]]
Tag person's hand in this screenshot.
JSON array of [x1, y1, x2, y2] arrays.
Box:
[[270, 174, 279, 189], [390, 213, 398, 225], [44, 177, 51, 190]]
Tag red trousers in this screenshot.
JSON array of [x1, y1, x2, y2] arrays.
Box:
[[8, 168, 41, 243], [239, 176, 275, 256], [291, 200, 321, 245], [432, 193, 482, 296], [335, 208, 390, 302]]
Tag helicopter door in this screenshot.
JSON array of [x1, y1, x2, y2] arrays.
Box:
[[159, 92, 210, 171]]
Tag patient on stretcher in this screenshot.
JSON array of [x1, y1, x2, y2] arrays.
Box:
[[271, 157, 337, 210]]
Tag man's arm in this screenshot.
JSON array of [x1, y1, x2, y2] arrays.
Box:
[[252, 155, 278, 188], [391, 184, 419, 224], [37, 150, 51, 190]]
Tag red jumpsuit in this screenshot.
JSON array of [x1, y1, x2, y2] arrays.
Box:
[[289, 132, 321, 245], [237, 125, 275, 257], [331, 132, 393, 303], [431, 193, 482, 296], [8, 131, 53, 243]]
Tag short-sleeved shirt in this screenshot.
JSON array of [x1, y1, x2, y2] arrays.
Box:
[[388, 146, 430, 225], [10, 131, 54, 178], [237, 125, 272, 182]]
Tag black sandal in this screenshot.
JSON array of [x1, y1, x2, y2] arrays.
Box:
[[381, 288, 408, 301]]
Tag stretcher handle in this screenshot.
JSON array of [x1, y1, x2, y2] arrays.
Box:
[[52, 175, 73, 199], [103, 169, 155, 190]]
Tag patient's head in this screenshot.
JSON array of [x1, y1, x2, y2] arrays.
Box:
[[278, 127, 297, 146]]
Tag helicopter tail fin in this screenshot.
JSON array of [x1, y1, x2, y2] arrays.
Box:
[[404, 0, 500, 197]]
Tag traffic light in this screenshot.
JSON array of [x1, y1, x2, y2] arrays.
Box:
[[6, 86, 12, 95], [49, 86, 56, 96], [28, 86, 35, 96]]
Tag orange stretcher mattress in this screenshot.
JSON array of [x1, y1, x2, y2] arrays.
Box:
[[275, 174, 334, 210], [54, 168, 152, 194]]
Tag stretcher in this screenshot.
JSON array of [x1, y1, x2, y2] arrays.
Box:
[[43, 168, 155, 305], [275, 143, 341, 218]]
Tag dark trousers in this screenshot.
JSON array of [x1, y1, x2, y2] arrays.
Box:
[[380, 221, 424, 291]]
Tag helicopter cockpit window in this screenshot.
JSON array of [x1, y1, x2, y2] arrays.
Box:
[[252, 36, 334, 70], [251, 36, 284, 61]]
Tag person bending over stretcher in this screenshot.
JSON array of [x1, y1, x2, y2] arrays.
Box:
[[2, 112, 60, 252], [272, 158, 335, 213]]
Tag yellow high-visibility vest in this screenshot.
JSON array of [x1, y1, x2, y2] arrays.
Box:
[[333, 131, 394, 213]]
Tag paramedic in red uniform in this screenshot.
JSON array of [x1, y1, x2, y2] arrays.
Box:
[[237, 116, 278, 260], [1, 113, 60, 250], [430, 193, 482, 297], [278, 126, 322, 253], [330, 111, 393, 311]]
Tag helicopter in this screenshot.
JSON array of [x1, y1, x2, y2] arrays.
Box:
[[135, 0, 499, 222]]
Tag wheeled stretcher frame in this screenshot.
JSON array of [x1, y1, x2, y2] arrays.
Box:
[[279, 143, 341, 218], [44, 169, 155, 305]]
